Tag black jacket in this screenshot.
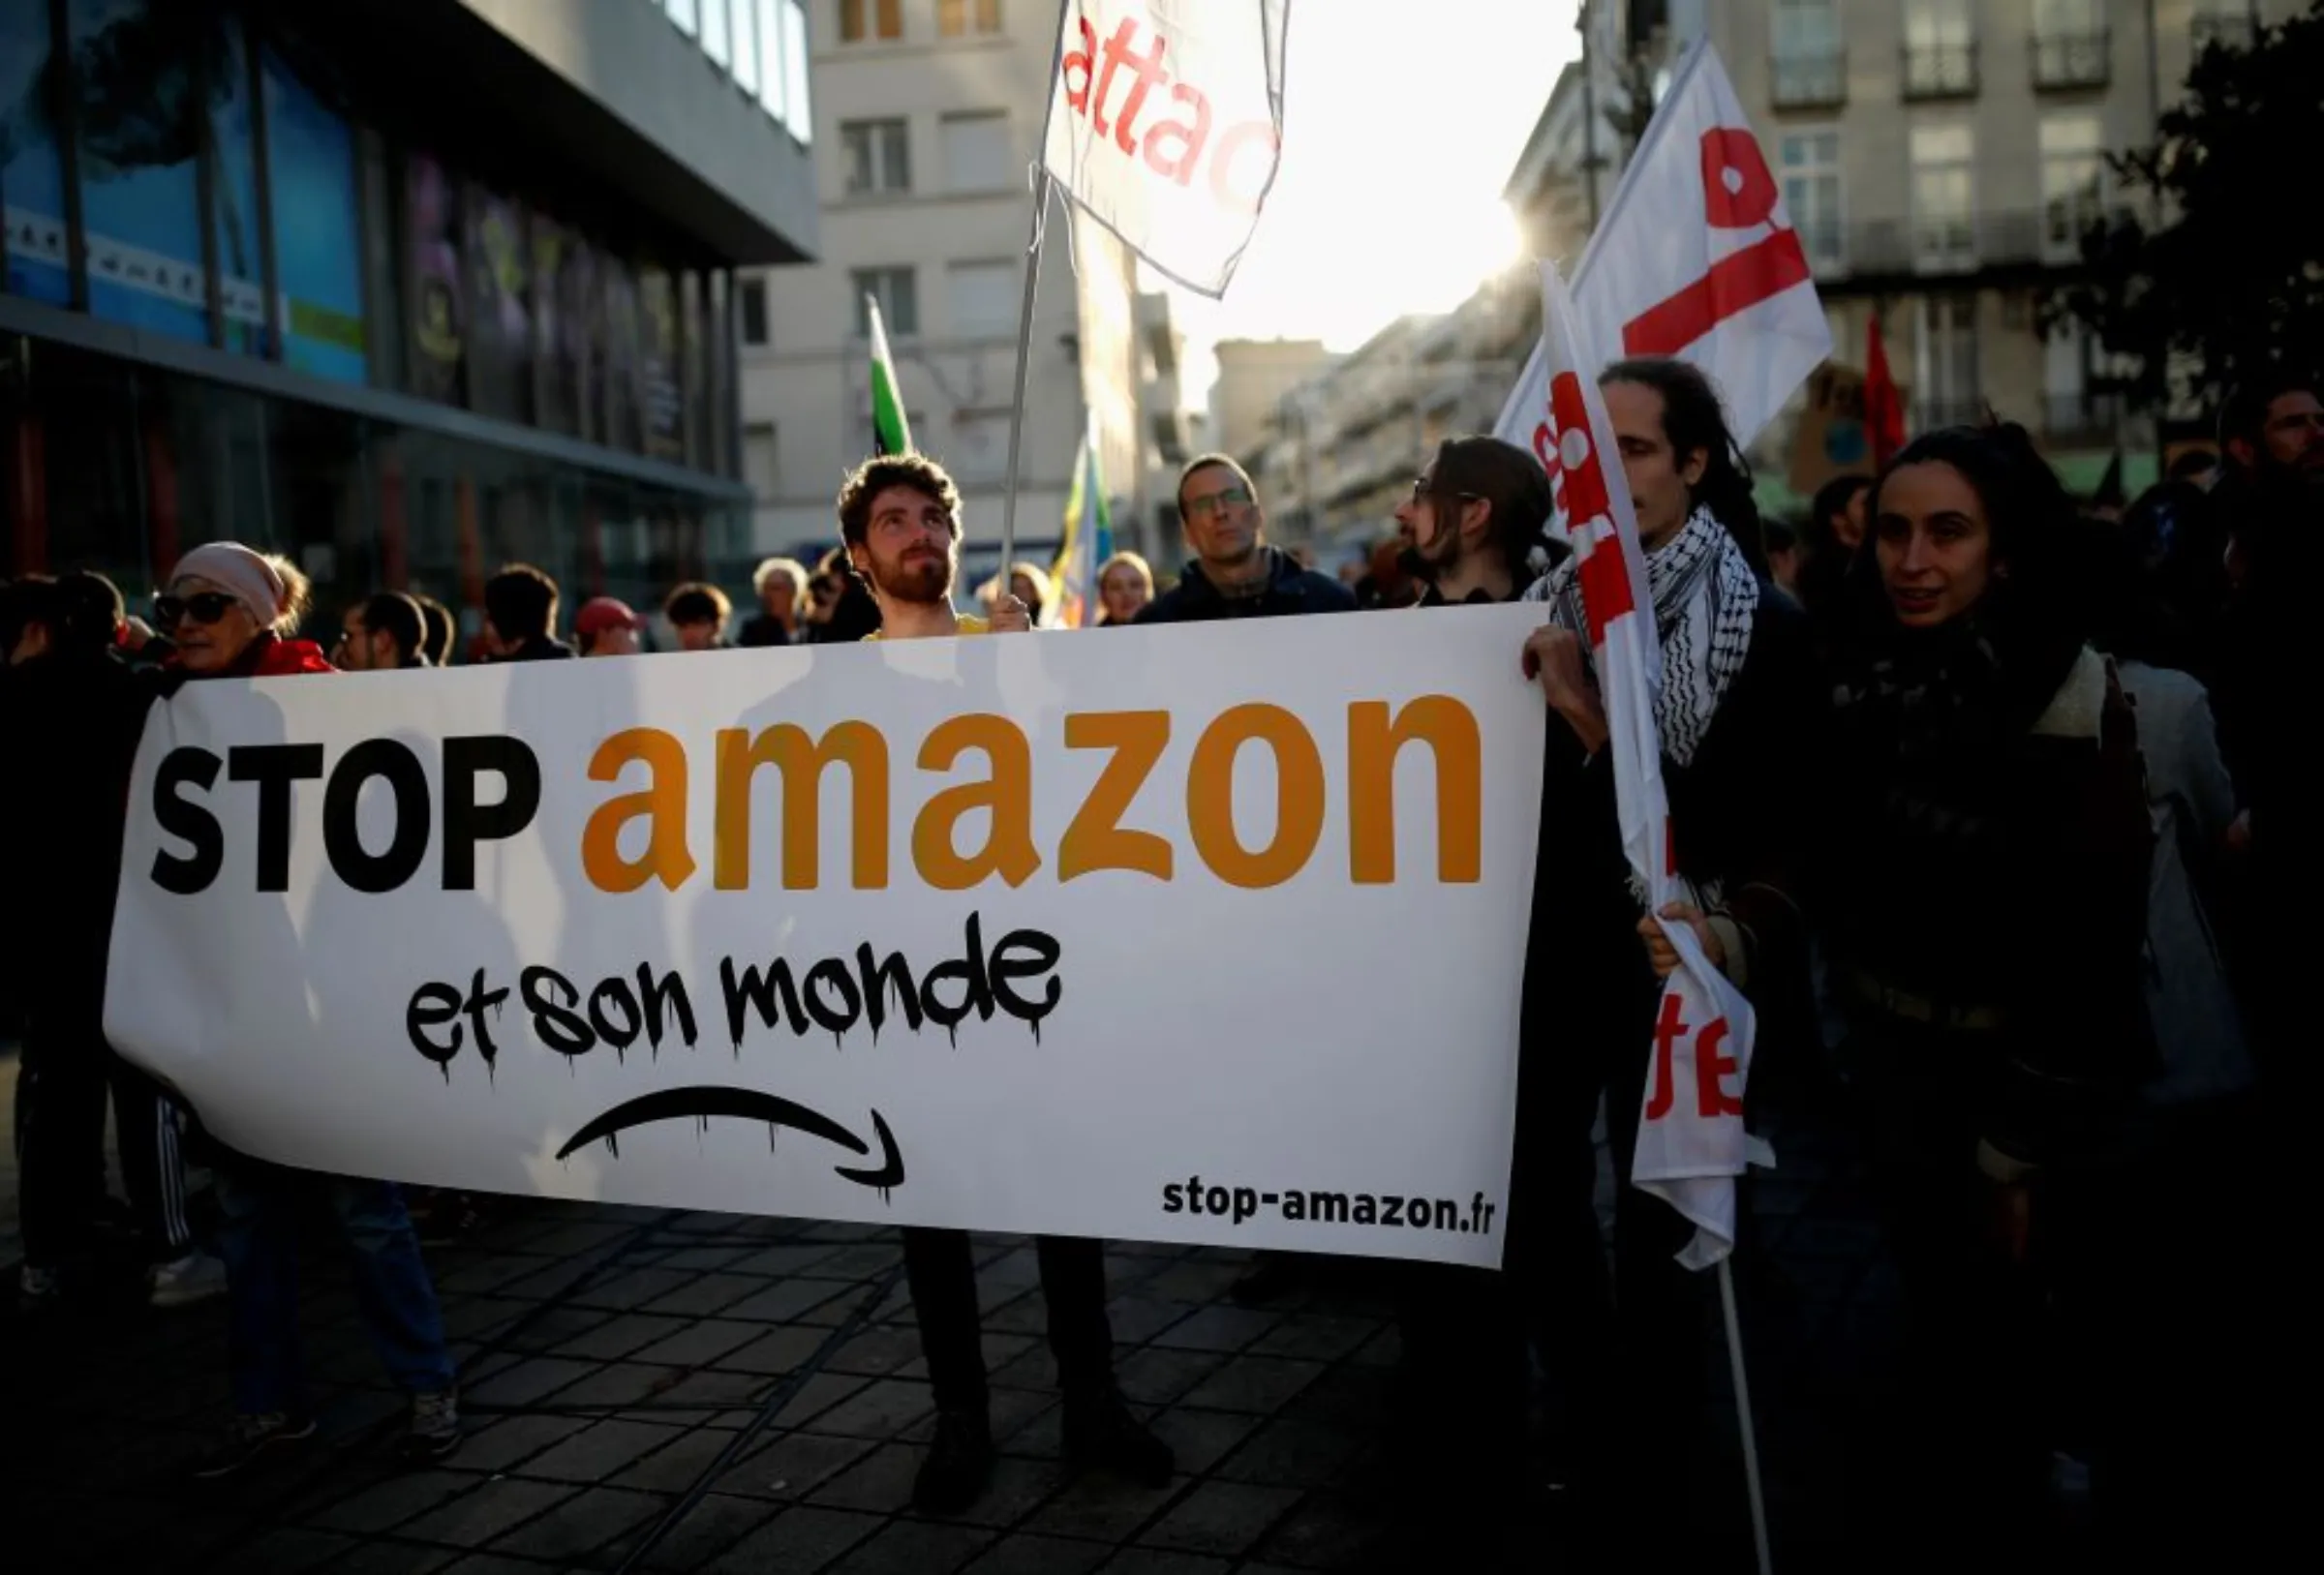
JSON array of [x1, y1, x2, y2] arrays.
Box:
[[496, 635, 577, 662], [1136, 547, 1356, 622], [738, 614, 792, 649]]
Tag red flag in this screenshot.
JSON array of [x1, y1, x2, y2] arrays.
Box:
[[1865, 314, 1907, 469]]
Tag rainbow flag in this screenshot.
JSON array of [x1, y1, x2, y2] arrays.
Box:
[[1051, 413, 1113, 627]]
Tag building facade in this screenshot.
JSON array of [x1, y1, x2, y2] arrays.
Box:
[[736, 0, 1146, 597], [1208, 337, 1337, 465], [0, 0, 815, 644]]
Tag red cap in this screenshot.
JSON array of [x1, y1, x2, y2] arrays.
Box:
[[573, 596, 644, 637]]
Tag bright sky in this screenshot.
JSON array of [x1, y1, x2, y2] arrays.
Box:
[[1165, 0, 1578, 408]]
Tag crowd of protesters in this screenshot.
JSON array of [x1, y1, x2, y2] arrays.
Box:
[[1, 351, 2311, 1565]]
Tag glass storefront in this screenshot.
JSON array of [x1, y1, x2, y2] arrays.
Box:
[[1, 341, 744, 652]]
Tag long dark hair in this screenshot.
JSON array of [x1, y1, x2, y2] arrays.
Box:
[[1600, 356, 1767, 576]]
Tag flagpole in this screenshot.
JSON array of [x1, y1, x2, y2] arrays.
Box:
[[996, 0, 1078, 588], [1718, 1257, 1776, 1575]]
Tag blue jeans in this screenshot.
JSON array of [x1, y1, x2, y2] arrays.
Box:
[[213, 1156, 455, 1416]]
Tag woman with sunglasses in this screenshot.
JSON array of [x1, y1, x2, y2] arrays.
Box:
[[150, 542, 464, 1477], [153, 543, 332, 679]]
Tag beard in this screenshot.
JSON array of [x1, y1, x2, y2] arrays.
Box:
[[865, 542, 955, 606]]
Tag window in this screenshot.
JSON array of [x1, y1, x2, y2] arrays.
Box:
[[756, 0, 786, 123], [784, 2, 812, 142], [733, 0, 759, 93], [744, 422, 780, 499], [938, 0, 1003, 37], [738, 277, 770, 346], [666, 0, 698, 38], [1779, 131, 1843, 273], [1904, 0, 1977, 98], [2039, 113, 2105, 261], [841, 119, 910, 196], [852, 267, 919, 337], [841, 0, 902, 43], [947, 410, 1009, 480], [1917, 294, 1980, 428], [941, 111, 1012, 192], [701, 0, 729, 67], [1770, 0, 1845, 107], [2033, 0, 2108, 87], [1910, 124, 1975, 271], [2192, 2, 2257, 53], [948, 260, 1017, 339], [2043, 320, 2093, 436]]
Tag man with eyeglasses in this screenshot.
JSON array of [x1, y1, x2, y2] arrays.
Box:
[[832, 451, 1174, 1516], [1136, 453, 1356, 622], [334, 591, 431, 671], [1394, 435, 1562, 608]]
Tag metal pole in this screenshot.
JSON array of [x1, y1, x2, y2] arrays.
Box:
[[996, 0, 1078, 579], [1719, 1257, 1777, 1575]]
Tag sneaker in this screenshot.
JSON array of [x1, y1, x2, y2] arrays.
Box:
[[912, 1408, 994, 1516], [17, 1263, 63, 1312], [1062, 1388, 1175, 1487], [400, 1388, 462, 1465], [150, 1251, 229, 1309], [193, 1411, 317, 1479]]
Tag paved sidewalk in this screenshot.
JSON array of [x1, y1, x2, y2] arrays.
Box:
[[3, 1070, 1911, 1575]]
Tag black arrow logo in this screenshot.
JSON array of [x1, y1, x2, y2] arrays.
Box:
[[555, 1086, 904, 1198]]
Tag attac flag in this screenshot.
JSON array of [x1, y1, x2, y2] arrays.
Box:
[[1865, 312, 1907, 469], [1042, 0, 1291, 297], [1051, 412, 1114, 629], [867, 294, 915, 457], [1537, 259, 1757, 1270], [1498, 39, 1832, 469]]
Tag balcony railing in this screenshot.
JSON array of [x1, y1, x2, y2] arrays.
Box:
[[2190, 14, 2257, 53], [1826, 208, 2111, 278], [2033, 29, 2110, 89], [1902, 42, 1978, 100], [1771, 50, 1847, 109]]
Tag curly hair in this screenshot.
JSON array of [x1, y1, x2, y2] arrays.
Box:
[[261, 553, 314, 635], [836, 454, 963, 548], [1599, 357, 1768, 575]]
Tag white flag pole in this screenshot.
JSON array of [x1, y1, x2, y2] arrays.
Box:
[[995, 0, 1078, 586], [1719, 1257, 1776, 1575]]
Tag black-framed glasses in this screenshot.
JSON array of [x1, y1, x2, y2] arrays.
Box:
[[1183, 485, 1253, 520], [1411, 476, 1480, 505], [154, 591, 240, 627]]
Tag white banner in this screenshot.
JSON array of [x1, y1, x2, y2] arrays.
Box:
[[1497, 40, 1833, 468], [104, 612, 1544, 1268], [1042, 0, 1291, 297]]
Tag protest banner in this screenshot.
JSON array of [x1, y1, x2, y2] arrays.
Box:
[[104, 611, 1544, 1269]]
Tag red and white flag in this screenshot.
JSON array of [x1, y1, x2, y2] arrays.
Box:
[[1501, 39, 1831, 469], [1537, 259, 1757, 1270], [1042, 1, 1291, 297]]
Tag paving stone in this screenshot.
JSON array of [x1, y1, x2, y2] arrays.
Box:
[[1112, 1348, 1228, 1408], [1136, 1480, 1303, 1558], [806, 1440, 927, 1514], [446, 1413, 592, 1474], [628, 1491, 779, 1571], [438, 1295, 532, 1342], [1100, 1297, 1191, 1345], [722, 1431, 879, 1499], [490, 1303, 619, 1355], [607, 1427, 747, 1493], [642, 1271, 769, 1318], [560, 1312, 695, 1361], [824, 1322, 928, 1378], [1098, 1552, 1232, 1575], [229, 1527, 360, 1573], [722, 1277, 858, 1322], [1346, 1326, 1401, 1370], [767, 1371, 872, 1430], [1212, 1419, 1365, 1488], [988, 1344, 1060, 1390], [308, 1469, 474, 1534], [1023, 1474, 1190, 1544], [647, 1367, 774, 1421], [819, 1243, 907, 1279], [658, 1245, 757, 1271], [525, 1219, 641, 1256], [1275, 1367, 1390, 1430], [1139, 1261, 1247, 1304], [1145, 1408, 1263, 1476], [296, 1537, 457, 1574], [728, 1243, 847, 1277], [725, 1323, 835, 1375], [921, 1454, 1070, 1530], [912, 1389, 1056, 1451], [516, 1418, 688, 1483], [572, 1266, 700, 1312], [1253, 1493, 1391, 1569], [1177, 1356, 1326, 1416], [986, 1288, 1055, 1335], [1245, 1315, 1380, 1363], [462, 1356, 599, 1409], [808, 1377, 937, 1439], [490, 1482, 667, 1563], [961, 1533, 1114, 1575], [703, 1504, 886, 1574], [632, 1317, 765, 1368], [822, 1518, 999, 1574], [551, 1360, 688, 1408], [1145, 1306, 1280, 1354], [397, 1477, 578, 1550]]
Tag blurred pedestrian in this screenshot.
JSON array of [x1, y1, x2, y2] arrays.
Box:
[[573, 596, 646, 657], [1095, 551, 1152, 625], [480, 564, 573, 662], [413, 592, 457, 667], [333, 591, 430, 670], [664, 581, 733, 651], [739, 557, 808, 647], [1138, 455, 1356, 622]]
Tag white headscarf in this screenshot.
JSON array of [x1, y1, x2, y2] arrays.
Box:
[[171, 542, 288, 626]]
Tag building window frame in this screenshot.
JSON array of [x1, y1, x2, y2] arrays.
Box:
[[840, 0, 904, 45], [1778, 127, 1844, 275], [1910, 123, 1977, 274], [1902, 0, 1979, 101], [851, 266, 919, 339], [840, 117, 911, 197], [2038, 111, 2107, 264], [737, 276, 770, 348], [1770, 0, 1847, 109]]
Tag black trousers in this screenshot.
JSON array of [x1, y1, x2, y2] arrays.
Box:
[[901, 1228, 1115, 1417], [15, 1015, 195, 1270]]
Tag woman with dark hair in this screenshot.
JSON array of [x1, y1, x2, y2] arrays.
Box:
[[1819, 427, 2153, 1558], [1794, 471, 1873, 619], [1512, 356, 1818, 1537]]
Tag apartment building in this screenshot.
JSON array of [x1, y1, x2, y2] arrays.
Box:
[[1208, 338, 1339, 462], [736, 0, 1149, 588]]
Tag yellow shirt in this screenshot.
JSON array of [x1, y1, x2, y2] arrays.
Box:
[[862, 613, 991, 642]]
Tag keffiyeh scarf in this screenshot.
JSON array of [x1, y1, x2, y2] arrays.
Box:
[[1524, 504, 1759, 767]]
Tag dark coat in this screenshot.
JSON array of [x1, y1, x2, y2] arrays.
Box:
[[1136, 547, 1356, 622]]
